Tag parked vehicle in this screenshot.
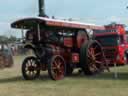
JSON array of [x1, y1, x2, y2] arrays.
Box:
[[0, 44, 13, 68], [94, 24, 128, 65], [11, 17, 108, 80]]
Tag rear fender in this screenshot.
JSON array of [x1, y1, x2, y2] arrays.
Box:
[[23, 42, 35, 50]]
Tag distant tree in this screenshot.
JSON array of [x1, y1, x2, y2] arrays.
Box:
[[8, 36, 17, 43], [108, 22, 126, 27], [0, 36, 8, 44], [108, 22, 117, 25], [0, 35, 19, 44]]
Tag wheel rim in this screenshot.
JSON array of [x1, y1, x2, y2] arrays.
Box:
[[51, 56, 65, 80], [24, 58, 39, 78], [87, 43, 103, 73]]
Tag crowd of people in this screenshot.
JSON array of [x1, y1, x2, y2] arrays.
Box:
[[10, 43, 27, 56]]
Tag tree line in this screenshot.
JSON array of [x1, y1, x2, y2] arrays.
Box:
[[0, 35, 20, 44]]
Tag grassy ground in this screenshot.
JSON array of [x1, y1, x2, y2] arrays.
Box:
[[0, 56, 128, 96]]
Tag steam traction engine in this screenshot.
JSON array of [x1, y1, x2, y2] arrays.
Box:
[[11, 17, 108, 80]]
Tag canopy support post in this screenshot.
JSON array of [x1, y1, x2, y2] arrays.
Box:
[[21, 26, 24, 41], [37, 24, 41, 41]]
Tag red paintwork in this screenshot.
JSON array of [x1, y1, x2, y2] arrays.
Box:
[[77, 31, 88, 48], [64, 37, 73, 47], [94, 24, 128, 65], [94, 32, 118, 37], [72, 53, 79, 63], [46, 20, 105, 30]]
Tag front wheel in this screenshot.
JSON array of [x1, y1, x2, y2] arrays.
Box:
[[22, 56, 40, 80], [48, 55, 66, 80]]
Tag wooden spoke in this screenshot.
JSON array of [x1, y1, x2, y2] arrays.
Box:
[[95, 60, 102, 64], [52, 66, 57, 70], [91, 48, 95, 55], [53, 61, 58, 66], [88, 50, 92, 57], [94, 45, 98, 50], [95, 52, 102, 57]]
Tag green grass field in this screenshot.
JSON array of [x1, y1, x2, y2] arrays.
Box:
[[0, 56, 128, 96]]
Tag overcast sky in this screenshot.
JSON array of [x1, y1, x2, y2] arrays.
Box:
[[0, 0, 128, 37]]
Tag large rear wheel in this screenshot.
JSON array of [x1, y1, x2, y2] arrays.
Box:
[[22, 56, 40, 80], [80, 40, 106, 75], [48, 55, 66, 80]]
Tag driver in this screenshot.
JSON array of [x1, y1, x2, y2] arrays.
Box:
[[40, 30, 58, 44]]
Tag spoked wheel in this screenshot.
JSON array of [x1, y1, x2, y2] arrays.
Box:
[[48, 55, 66, 80], [22, 56, 40, 80], [80, 40, 106, 75]]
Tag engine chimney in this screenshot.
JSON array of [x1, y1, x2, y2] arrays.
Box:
[[38, 0, 46, 17]]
